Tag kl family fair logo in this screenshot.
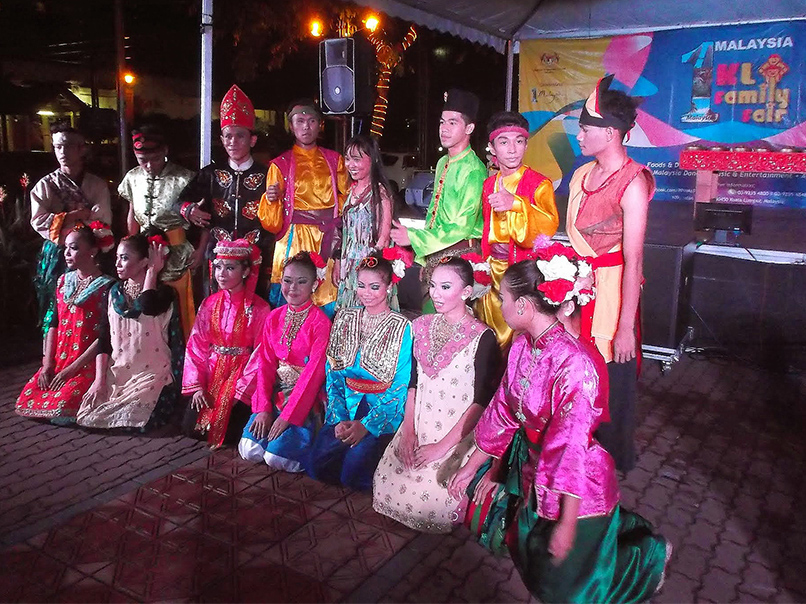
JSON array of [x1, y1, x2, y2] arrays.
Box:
[[679, 37, 792, 125]]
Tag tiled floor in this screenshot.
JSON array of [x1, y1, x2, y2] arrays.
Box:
[[1, 352, 806, 602], [2, 450, 419, 603]]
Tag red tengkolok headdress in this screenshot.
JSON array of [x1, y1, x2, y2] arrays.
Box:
[[213, 238, 262, 293], [220, 84, 255, 131]]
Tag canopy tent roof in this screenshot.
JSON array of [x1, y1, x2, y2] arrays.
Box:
[[352, 0, 806, 52]]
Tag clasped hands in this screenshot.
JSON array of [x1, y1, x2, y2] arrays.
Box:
[[334, 420, 368, 447], [395, 427, 450, 471]]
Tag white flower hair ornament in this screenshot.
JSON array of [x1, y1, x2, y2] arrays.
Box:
[[532, 243, 595, 307]]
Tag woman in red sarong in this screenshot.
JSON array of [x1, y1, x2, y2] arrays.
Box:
[[17, 223, 114, 424], [181, 239, 270, 449]]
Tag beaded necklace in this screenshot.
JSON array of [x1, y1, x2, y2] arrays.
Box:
[[280, 302, 311, 354], [428, 312, 467, 360], [64, 274, 94, 307], [360, 307, 391, 341]]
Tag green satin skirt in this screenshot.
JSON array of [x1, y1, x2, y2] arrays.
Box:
[[513, 502, 667, 603], [33, 240, 65, 336], [466, 428, 667, 603]]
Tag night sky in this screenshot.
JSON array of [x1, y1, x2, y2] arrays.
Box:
[[0, 0, 506, 163]]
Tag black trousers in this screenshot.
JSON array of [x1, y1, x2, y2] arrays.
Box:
[[595, 358, 637, 473]]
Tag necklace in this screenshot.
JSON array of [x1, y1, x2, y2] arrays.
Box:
[[123, 279, 143, 301], [281, 303, 311, 354], [429, 312, 466, 357], [360, 308, 390, 341], [65, 273, 94, 307], [581, 158, 628, 195], [515, 320, 559, 423]]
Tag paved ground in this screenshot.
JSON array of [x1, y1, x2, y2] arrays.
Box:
[[1, 352, 805, 602], [0, 361, 210, 547]]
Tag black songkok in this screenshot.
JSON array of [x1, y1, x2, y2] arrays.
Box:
[[443, 89, 480, 123]]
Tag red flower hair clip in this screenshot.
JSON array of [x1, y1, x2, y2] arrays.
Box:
[[147, 234, 169, 247], [532, 241, 595, 307], [88, 220, 115, 253], [306, 251, 328, 282], [460, 252, 492, 299], [381, 246, 413, 284]]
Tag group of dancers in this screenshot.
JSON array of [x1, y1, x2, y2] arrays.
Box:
[[15, 76, 670, 602]]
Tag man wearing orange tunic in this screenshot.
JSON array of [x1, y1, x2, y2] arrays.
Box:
[[476, 111, 559, 348], [258, 99, 349, 315], [567, 75, 654, 473]]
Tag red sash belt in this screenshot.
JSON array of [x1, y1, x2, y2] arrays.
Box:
[[580, 250, 624, 344], [345, 377, 390, 394]]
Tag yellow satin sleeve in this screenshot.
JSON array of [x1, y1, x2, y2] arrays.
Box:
[[335, 154, 349, 212], [258, 163, 285, 234]]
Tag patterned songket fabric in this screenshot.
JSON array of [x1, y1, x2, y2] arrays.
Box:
[[76, 284, 184, 430], [17, 271, 114, 423], [181, 288, 270, 448], [305, 308, 412, 490]]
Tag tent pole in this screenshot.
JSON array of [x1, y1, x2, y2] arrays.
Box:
[[115, 0, 128, 179], [200, 0, 213, 168], [505, 39, 514, 111]]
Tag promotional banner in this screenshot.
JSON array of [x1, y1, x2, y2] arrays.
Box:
[[519, 21, 806, 208]]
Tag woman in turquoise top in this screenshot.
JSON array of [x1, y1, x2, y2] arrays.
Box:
[[306, 252, 412, 490]]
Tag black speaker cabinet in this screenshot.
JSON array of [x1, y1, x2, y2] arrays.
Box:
[[319, 37, 374, 115], [642, 241, 696, 350]]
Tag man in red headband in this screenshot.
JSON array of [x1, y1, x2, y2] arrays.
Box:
[[175, 85, 273, 299], [476, 110, 558, 348], [120, 125, 196, 338], [567, 74, 653, 473], [258, 98, 348, 315]]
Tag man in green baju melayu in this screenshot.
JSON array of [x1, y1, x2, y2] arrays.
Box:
[[391, 89, 486, 311]]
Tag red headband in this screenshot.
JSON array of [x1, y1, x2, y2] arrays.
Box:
[[489, 126, 529, 143]]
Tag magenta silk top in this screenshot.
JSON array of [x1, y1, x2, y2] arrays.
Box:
[[474, 323, 620, 520], [182, 289, 270, 397], [237, 302, 331, 426]]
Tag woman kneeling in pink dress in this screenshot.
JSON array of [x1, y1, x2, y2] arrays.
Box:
[[449, 244, 670, 603]]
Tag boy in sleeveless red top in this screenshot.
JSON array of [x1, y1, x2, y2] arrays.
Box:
[[476, 111, 558, 348], [567, 74, 655, 473]]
